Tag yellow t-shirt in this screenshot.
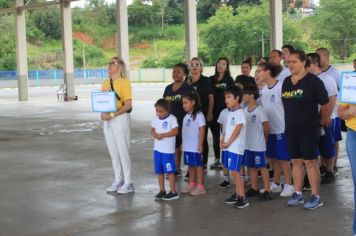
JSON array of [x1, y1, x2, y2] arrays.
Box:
[[102, 78, 132, 109], [340, 104, 356, 131]]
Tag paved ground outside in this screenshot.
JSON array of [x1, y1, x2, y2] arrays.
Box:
[[0, 84, 354, 236]]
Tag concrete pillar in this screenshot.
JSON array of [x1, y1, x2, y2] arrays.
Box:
[[60, 0, 75, 99], [116, 0, 130, 76], [269, 0, 283, 50], [15, 0, 29, 101], [184, 0, 198, 63]]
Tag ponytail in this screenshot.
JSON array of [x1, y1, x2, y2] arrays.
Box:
[[182, 91, 201, 121]]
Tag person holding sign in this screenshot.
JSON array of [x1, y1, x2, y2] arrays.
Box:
[[338, 102, 356, 235], [101, 57, 134, 194]]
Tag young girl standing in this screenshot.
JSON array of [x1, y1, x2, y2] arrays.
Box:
[[151, 99, 179, 200], [181, 92, 207, 195]]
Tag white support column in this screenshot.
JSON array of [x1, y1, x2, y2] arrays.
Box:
[[60, 0, 75, 99], [116, 0, 130, 76], [269, 0, 283, 50], [184, 0, 198, 63], [15, 0, 29, 101]]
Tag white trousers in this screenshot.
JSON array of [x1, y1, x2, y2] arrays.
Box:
[[103, 113, 132, 184]]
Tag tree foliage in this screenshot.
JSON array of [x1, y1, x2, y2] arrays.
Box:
[[312, 0, 356, 59]]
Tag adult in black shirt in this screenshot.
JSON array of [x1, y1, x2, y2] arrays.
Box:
[[163, 63, 194, 175], [235, 58, 256, 89], [209, 57, 235, 169], [281, 50, 329, 209], [186, 57, 214, 168]]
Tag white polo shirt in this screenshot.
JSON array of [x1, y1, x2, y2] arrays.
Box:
[[224, 108, 246, 155], [261, 80, 285, 134], [244, 105, 268, 152], [151, 114, 178, 154], [182, 112, 206, 153]]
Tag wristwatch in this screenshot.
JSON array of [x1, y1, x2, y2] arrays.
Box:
[[110, 112, 115, 118]]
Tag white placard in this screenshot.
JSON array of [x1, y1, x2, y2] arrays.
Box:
[[339, 72, 356, 104], [91, 92, 117, 112]]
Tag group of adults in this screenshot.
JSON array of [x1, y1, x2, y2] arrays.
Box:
[[100, 47, 356, 234]]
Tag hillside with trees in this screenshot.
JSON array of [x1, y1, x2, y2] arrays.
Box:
[[0, 0, 354, 71]]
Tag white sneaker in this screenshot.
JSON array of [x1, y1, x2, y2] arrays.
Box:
[[106, 181, 124, 192], [117, 183, 135, 194], [259, 181, 282, 193], [280, 184, 294, 197]]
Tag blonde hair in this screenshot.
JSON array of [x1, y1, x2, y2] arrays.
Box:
[[190, 57, 204, 73], [111, 57, 127, 78]]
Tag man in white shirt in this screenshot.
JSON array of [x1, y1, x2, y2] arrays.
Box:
[[269, 49, 291, 82], [316, 48, 342, 176], [307, 53, 338, 184]]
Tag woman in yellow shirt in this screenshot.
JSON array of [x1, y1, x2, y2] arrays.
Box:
[[338, 104, 356, 235], [102, 57, 134, 194]]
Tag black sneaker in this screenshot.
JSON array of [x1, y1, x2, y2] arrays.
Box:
[[235, 196, 249, 209], [218, 180, 231, 189], [155, 190, 166, 200], [210, 159, 223, 169], [184, 171, 190, 181], [302, 175, 311, 191], [162, 191, 179, 201], [320, 166, 327, 177], [321, 171, 335, 184], [174, 169, 182, 177], [259, 191, 273, 201], [225, 193, 238, 204], [246, 188, 260, 198]]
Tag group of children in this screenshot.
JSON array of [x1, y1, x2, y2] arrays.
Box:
[[151, 82, 280, 208]]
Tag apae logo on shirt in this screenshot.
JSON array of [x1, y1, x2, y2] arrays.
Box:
[[282, 89, 304, 99], [230, 117, 236, 126], [186, 119, 191, 127], [162, 121, 169, 129], [270, 95, 276, 102], [215, 83, 227, 89], [251, 114, 257, 123]]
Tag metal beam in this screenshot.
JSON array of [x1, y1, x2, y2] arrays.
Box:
[[184, 0, 198, 63], [15, 0, 29, 101], [60, 0, 75, 99], [116, 0, 130, 77]]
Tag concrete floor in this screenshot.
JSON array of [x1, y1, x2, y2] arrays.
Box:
[[0, 84, 354, 236]]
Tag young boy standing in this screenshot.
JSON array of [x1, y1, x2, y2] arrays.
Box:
[[243, 85, 272, 200], [221, 86, 249, 208]]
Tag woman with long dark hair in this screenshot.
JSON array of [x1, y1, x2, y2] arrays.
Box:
[[209, 57, 234, 170]]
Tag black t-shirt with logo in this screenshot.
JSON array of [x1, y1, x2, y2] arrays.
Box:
[[281, 73, 329, 137], [186, 75, 214, 116], [163, 82, 194, 124], [235, 75, 256, 88], [210, 74, 235, 119]]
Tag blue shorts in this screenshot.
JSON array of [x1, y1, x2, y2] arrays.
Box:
[[227, 151, 244, 173], [222, 150, 229, 168], [319, 122, 336, 159], [244, 150, 267, 169], [153, 151, 176, 174], [183, 151, 203, 167], [334, 117, 343, 142], [266, 133, 290, 161]]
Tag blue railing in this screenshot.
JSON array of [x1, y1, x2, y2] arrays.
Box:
[[0, 68, 109, 81]]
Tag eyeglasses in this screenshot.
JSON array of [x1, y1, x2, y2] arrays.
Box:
[[107, 62, 119, 66], [190, 63, 201, 68]]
